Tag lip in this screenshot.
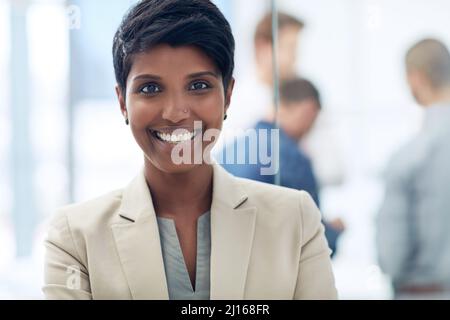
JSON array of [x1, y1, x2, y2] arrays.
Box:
[[147, 127, 203, 145], [149, 127, 196, 135]]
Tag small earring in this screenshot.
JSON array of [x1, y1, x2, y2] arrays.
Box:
[[125, 118, 129, 125], [224, 114, 228, 120]]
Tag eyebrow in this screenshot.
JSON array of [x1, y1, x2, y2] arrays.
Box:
[[132, 71, 219, 82], [187, 71, 220, 79]]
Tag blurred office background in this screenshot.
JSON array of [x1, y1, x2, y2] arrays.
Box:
[[1, 0, 450, 299]]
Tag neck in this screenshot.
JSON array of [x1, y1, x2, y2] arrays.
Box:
[[264, 107, 276, 123], [144, 160, 213, 219], [424, 86, 450, 107], [263, 112, 303, 140]]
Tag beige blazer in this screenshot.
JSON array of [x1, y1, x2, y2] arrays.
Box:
[[43, 163, 338, 299]]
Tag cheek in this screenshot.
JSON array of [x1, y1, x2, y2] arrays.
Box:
[[292, 113, 305, 129], [192, 94, 225, 124], [128, 99, 160, 127], [280, 50, 295, 68], [290, 117, 301, 131], [259, 47, 273, 68]]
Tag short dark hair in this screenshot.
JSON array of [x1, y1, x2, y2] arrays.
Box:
[[113, 0, 235, 95], [280, 78, 321, 109], [254, 11, 304, 44]]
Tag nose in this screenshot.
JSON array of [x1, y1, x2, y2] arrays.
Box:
[[161, 93, 190, 124]]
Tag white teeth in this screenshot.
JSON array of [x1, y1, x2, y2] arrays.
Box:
[[155, 130, 195, 143]]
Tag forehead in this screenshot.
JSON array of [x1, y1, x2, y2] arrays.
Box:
[[279, 26, 300, 42], [284, 98, 320, 108], [128, 44, 219, 79]]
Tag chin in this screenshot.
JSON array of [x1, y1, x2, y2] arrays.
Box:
[[146, 157, 203, 175], [139, 127, 216, 174]]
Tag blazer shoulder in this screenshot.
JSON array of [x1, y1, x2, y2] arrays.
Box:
[[235, 175, 307, 202], [49, 188, 124, 236], [233, 176, 324, 248], [235, 176, 319, 221]]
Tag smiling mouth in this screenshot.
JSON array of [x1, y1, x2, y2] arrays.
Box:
[[149, 129, 201, 144]]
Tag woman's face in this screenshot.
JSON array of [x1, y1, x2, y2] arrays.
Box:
[[116, 44, 234, 174]]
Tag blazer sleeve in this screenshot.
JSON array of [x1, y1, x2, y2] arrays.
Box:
[[294, 192, 338, 299], [43, 210, 92, 300]]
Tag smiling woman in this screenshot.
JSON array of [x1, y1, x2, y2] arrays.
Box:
[[120, 45, 229, 175], [42, 0, 338, 300]]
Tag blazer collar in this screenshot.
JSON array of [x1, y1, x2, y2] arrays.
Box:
[[111, 163, 256, 299], [117, 163, 250, 223]]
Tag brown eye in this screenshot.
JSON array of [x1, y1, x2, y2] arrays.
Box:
[[189, 81, 210, 91], [140, 84, 162, 95]]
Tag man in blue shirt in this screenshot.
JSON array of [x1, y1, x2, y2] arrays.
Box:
[[220, 78, 344, 257]]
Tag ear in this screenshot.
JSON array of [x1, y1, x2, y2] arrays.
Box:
[[407, 69, 434, 104], [115, 85, 128, 120], [224, 77, 235, 114], [407, 69, 420, 86]]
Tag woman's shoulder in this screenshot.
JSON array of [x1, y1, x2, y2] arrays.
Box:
[[47, 188, 125, 236], [233, 176, 320, 220], [234, 175, 310, 201], [231, 176, 324, 246]]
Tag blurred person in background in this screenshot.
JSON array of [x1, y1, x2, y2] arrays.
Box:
[[221, 78, 345, 257], [225, 9, 346, 187], [376, 38, 450, 299], [223, 11, 304, 137], [254, 12, 302, 85]]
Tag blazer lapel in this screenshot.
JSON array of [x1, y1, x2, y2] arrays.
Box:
[[111, 172, 169, 300], [110, 164, 257, 300], [210, 164, 257, 300]]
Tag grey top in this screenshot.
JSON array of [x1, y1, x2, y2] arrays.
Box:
[[376, 103, 450, 289], [156, 211, 211, 300]]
